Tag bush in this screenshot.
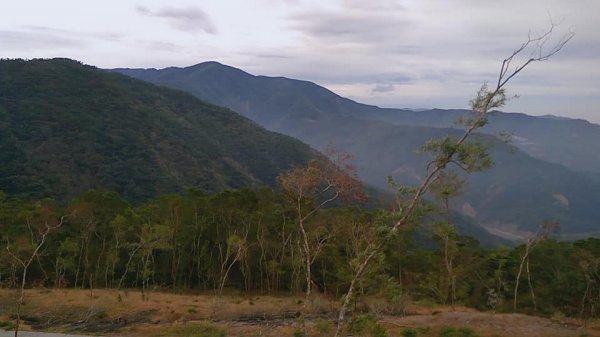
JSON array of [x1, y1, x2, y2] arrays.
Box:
[[346, 314, 387, 337], [371, 323, 387, 337], [402, 328, 418, 337], [0, 321, 16, 330], [439, 327, 479, 337], [293, 329, 305, 337], [347, 314, 376, 335], [315, 319, 332, 335]]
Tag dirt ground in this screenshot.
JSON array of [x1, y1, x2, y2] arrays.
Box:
[[382, 310, 599, 337], [1, 289, 599, 337]]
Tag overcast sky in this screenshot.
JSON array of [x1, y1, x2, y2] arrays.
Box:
[[2, 0, 599, 123]]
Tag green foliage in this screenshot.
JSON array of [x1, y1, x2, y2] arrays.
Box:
[[371, 323, 387, 337], [0, 321, 16, 330], [439, 327, 479, 337], [347, 314, 376, 336], [470, 83, 507, 113], [315, 319, 332, 335], [420, 137, 492, 173], [346, 314, 386, 337], [402, 328, 418, 337]]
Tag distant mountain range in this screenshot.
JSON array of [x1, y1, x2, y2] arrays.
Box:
[[0, 59, 316, 202], [114, 62, 600, 240], [354, 108, 600, 176]]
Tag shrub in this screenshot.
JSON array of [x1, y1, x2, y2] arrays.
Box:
[[439, 327, 479, 337], [346, 314, 387, 337], [347, 314, 376, 335], [402, 327, 418, 337], [371, 323, 387, 337], [293, 329, 305, 337], [0, 321, 16, 330], [315, 319, 332, 335]]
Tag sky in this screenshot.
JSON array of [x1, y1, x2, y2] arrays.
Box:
[[2, 0, 599, 123]]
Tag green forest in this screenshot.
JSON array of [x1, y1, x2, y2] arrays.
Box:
[[2, 178, 600, 319], [0, 58, 315, 202]]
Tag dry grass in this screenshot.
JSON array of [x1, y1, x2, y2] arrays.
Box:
[[0, 288, 333, 336], [381, 311, 600, 337], [1, 289, 599, 337]]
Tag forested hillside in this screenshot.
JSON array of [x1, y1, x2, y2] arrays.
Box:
[[114, 62, 600, 238], [0, 59, 316, 202]]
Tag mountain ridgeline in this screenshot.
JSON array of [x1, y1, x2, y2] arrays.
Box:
[[0, 59, 316, 202], [114, 62, 600, 239]]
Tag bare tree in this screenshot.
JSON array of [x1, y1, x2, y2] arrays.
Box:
[[513, 221, 559, 311], [430, 171, 464, 309], [217, 232, 248, 297], [278, 151, 365, 305], [5, 212, 65, 337], [333, 22, 573, 337]]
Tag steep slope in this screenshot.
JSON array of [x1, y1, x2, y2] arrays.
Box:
[[0, 59, 317, 202], [114, 62, 600, 238]]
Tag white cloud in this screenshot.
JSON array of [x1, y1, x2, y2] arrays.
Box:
[[136, 5, 217, 34]]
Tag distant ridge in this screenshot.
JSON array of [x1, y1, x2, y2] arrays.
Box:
[[114, 62, 600, 238]]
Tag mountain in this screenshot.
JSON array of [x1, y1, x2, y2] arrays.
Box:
[[0, 59, 317, 202], [116, 63, 600, 176], [350, 108, 600, 176], [114, 62, 600, 239]]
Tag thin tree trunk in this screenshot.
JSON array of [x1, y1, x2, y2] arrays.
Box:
[[334, 250, 377, 337], [581, 277, 591, 317], [526, 256, 536, 311], [514, 244, 530, 311]]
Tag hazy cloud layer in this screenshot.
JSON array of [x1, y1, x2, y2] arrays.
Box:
[[0, 27, 85, 51], [136, 5, 217, 34], [371, 83, 395, 93]]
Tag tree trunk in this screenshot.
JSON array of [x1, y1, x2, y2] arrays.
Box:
[[334, 250, 377, 337], [514, 244, 530, 311]]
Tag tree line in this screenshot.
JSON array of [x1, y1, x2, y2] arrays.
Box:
[[2, 184, 600, 318]]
